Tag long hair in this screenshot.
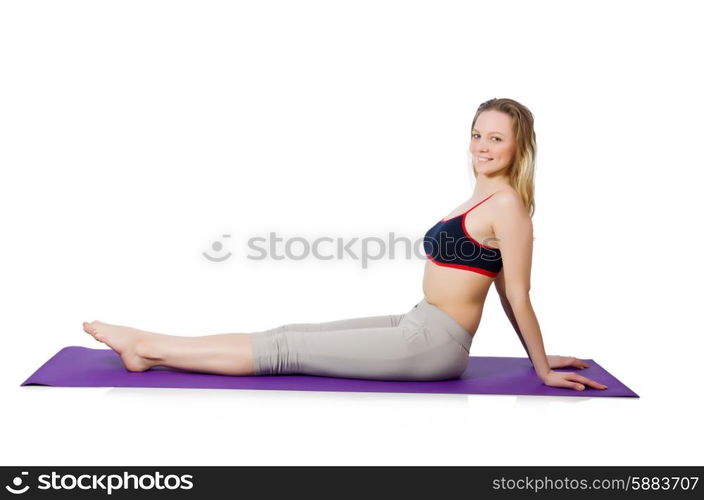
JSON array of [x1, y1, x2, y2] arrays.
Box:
[[470, 98, 537, 218]]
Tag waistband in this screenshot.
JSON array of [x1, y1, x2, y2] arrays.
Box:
[[413, 298, 473, 352]]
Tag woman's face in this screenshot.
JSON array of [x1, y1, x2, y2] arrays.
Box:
[[469, 110, 517, 175]]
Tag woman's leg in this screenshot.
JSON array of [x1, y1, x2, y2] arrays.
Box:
[[254, 312, 406, 337], [83, 299, 470, 381], [250, 306, 469, 381], [81, 311, 407, 377], [82, 321, 257, 376]]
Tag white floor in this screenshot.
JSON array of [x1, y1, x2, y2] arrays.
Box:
[[3, 367, 695, 466]]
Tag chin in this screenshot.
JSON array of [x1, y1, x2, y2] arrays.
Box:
[[474, 163, 499, 173]]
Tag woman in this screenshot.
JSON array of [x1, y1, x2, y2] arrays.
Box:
[[82, 97, 607, 392]]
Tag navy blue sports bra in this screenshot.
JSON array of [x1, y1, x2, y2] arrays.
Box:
[[423, 192, 503, 277]]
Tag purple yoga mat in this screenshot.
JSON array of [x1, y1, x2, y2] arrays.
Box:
[[21, 346, 638, 397]]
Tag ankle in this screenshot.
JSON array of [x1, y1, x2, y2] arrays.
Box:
[[135, 333, 163, 361]]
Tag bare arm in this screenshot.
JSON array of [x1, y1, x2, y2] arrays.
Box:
[[492, 192, 607, 391], [494, 269, 531, 360], [492, 192, 550, 380]]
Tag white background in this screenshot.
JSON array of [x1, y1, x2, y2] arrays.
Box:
[[1, 0, 702, 466]]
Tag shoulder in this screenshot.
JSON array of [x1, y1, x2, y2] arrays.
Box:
[[490, 187, 532, 232], [492, 187, 529, 217]]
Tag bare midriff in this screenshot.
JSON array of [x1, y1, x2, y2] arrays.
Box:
[[422, 260, 496, 335], [421, 189, 508, 335]]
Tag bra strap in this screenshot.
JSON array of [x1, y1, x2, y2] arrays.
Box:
[[466, 191, 498, 213]]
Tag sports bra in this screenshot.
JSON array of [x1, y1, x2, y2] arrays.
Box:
[[423, 192, 503, 277]]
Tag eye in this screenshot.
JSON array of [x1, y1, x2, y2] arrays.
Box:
[[472, 133, 501, 141]]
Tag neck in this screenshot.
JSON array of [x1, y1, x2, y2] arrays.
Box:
[[472, 175, 511, 198]]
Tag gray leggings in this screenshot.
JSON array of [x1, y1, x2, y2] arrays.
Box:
[[249, 298, 473, 381]]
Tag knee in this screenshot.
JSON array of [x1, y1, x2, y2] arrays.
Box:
[[251, 330, 298, 376], [279, 323, 304, 332], [390, 314, 405, 327], [265, 323, 295, 335]]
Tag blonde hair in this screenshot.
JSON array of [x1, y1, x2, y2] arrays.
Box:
[[471, 98, 537, 218]]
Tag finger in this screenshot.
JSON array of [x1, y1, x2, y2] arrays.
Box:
[[557, 373, 586, 391], [569, 381, 586, 391], [572, 374, 608, 390], [571, 358, 589, 369], [557, 380, 584, 391], [562, 373, 588, 391], [586, 378, 608, 390]]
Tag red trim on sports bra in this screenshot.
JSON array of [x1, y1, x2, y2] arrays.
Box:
[[425, 253, 500, 277], [439, 191, 501, 250], [461, 211, 501, 250]]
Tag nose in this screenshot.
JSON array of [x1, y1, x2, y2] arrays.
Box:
[[470, 143, 491, 156], [473, 140, 490, 153]]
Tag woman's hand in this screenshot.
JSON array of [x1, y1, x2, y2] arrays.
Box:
[[541, 369, 608, 391], [547, 355, 589, 370]]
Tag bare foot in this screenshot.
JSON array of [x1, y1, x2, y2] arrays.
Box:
[[82, 320, 161, 372]]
